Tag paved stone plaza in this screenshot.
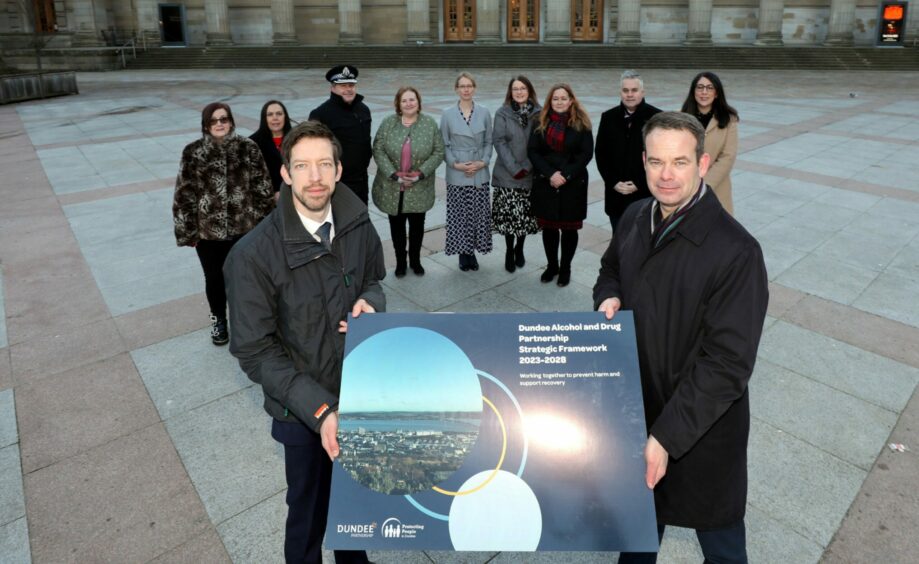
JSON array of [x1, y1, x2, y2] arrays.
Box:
[[1, 68, 918, 563]]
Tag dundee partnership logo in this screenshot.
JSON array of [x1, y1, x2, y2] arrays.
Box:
[[381, 517, 424, 539], [337, 522, 377, 538]]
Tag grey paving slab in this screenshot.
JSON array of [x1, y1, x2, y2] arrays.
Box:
[[747, 419, 865, 547], [0, 389, 15, 449], [0, 445, 25, 527], [424, 551, 500, 563], [733, 190, 810, 220], [749, 360, 897, 470], [813, 187, 882, 212], [760, 178, 833, 202], [733, 205, 782, 235], [0, 517, 31, 564], [745, 505, 822, 564], [490, 551, 609, 563], [656, 526, 704, 563], [853, 271, 919, 330], [132, 328, 253, 420], [381, 253, 499, 311], [887, 238, 919, 283], [217, 490, 286, 564], [0, 266, 6, 349], [775, 254, 879, 305], [844, 211, 919, 241], [811, 229, 905, 273], [164, 385, 286, 525], [760, 242, 806, 281], [758, 321, 919, 413], [782, 201, 861, 233], [498, 271, 594, 313], [437, 288, 534, 313]]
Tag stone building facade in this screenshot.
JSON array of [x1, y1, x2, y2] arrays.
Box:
[[3, 0, 918, 47]]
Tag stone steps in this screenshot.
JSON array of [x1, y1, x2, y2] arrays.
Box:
[[126, 45, 919, 71]]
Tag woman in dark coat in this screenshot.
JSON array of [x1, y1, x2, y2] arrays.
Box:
[[249, 100, 293, 195], [491, 75, 540, 273], [527, 83, 594, 287]]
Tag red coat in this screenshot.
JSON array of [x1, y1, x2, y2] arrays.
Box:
[[593, 189, 769, 529]]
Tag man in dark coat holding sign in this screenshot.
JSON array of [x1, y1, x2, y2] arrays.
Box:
[[593, 112, 768, 563]]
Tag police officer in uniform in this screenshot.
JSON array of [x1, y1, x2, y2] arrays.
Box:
[[309, 65, 373, 204]]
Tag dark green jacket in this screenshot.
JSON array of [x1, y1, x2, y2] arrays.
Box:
[[224, 183, 386, 432], [371, 113, 444, 215]]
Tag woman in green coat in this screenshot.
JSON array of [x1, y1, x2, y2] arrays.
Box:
[[372, 86, 445, 277]]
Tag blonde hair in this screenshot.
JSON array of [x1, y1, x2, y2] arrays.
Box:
[[537, 83, 591, 133], [454, 72, 476, 89]]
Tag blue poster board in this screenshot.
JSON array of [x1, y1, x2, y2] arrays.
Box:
[[326, 311, 658, 552]]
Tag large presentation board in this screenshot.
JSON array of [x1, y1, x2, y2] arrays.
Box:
[[326, 311, 658, 553]]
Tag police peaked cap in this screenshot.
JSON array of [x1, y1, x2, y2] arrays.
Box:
[[326, 65, 358, 84]]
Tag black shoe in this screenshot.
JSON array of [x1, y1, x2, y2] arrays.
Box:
[[410, 262, 425, 276], [515, 241, 526, 267], [505, 249, 516, 272], [540, 265, 558, 283], [395, 261, 407, 278], [210, 315, 229, 346], [469, 254, 479, 271], [556, 269, 571, 287], [459, 254, 470, 271]]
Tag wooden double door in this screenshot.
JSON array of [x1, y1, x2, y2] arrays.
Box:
[[444, 1, 602, 43]]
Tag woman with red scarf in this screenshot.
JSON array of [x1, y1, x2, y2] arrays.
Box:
[[527, 83, 594, 287]]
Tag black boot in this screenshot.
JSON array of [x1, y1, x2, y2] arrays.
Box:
[[515, 235, 526, 268], [395, 252, 407, 278], [541, 229, 559, 283], [557, 229, 578, 287], [504, 235, 516, 273], [210, 315, 229, 346], [459, 253, 471, 271], [469, 252, 479, 271]]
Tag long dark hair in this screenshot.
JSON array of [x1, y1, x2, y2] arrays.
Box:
[[253, 100, 293, 139], [680, 72, 739, 129], [201, 102, 234, 136], [503, 75, 538, 107]]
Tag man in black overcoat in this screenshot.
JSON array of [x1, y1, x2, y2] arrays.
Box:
[[595, 70, 661, 233], [593, 112, 768, 563], [309, 65, 373, 204]]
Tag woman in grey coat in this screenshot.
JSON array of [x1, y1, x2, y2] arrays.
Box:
[[492, 76, 540, 273], [441, 72, 494, 271]]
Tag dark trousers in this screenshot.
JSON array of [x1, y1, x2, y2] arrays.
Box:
[[388, 212, 426, 266], [195, 237, 240, 319], [541, 228, 578, 270], [272, 420, 369, 564], [618, 521, 747, 564], [609, 212, 622, 234]]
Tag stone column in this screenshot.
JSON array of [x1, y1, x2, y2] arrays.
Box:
[[754, 0, 784, 45], [339, 0, 363, 44], [685, 0, 713, 45], [824, 0, 856, 45], [205, 0, 233, 45], [135, 0, 162, 46], [474, 0, 501, 43], [271, 0, 297, 44], [616, 0, 642, 44], [544, 0, 572, 43], [70, 0, 101, 45], [406, 0, 432, 43]]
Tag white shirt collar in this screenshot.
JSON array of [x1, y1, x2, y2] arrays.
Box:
[[296, 206, 335, 243]]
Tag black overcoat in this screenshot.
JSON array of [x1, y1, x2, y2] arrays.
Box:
[[592, 188, 768, 530], [249, 129, 285, 192], [309, 92, 373, 201], [527, 125, 593, 223], [594, 99, 661, 219]]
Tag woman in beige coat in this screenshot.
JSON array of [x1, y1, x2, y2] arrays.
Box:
[[681, 72, 739, 214]]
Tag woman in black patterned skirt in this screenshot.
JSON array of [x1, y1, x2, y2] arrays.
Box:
[[440, 72, 494, 271], [491, 76, 541, 273]]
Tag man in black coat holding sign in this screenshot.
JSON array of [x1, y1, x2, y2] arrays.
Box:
[[593, 112, 768, 563]]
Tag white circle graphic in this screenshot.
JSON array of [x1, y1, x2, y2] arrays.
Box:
[[448, 470, 542, 551]]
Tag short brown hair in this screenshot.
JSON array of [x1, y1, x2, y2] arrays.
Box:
[[643, 111, 706, 162], [201, 102, 234, 136], [281, 120, 342, 168], [394, 86, 422, 115]]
